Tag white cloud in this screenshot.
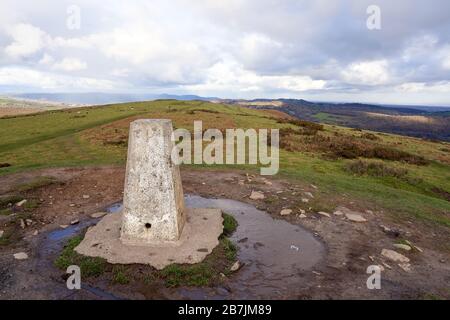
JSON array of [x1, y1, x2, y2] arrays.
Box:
[[341, 60, 390, 86], [52, 57, 87, 72], [4, 23, 48, 58], [0, 67, 117, 91]]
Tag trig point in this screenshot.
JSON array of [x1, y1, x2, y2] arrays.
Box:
[[75, 119, 223, 269], [121, 119, 185, 244]]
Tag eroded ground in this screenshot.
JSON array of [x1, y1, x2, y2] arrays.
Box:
[[0, 166, 449, 299]]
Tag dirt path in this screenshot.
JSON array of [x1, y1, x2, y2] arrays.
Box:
[[0, 166, 449, 299]]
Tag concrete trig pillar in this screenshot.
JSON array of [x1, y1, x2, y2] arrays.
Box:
[[120, 119, 185, 244]]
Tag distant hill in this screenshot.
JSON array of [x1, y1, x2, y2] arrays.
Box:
[[226, 98, 450, 141], [11, 93, 218, 105]]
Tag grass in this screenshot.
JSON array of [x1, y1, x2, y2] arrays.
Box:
[[222, 212, 238, 236], [1, 100, 449, 228], [54, 213, 239, 287], [54, 235, 107, 277]]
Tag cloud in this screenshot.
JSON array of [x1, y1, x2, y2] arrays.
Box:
[[52, 57, 87, 71], [341, 60, 390, 86], [4, 23, 47, 58], [0, 0, 449, 105]]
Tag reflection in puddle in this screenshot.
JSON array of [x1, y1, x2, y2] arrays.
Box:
[[42, 195, 325, 299]]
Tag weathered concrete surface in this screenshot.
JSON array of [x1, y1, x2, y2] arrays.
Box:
[[75, 208, 223, 269], [120, 119, 185, 244]]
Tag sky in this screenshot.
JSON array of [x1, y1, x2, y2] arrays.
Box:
[[0, 0, 450, 105]]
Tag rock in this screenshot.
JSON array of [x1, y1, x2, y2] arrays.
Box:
[[230, 261, 241, 272], [333, 210, 344, 216], [299, 209, 306, 214], [311, 184, 318, 189], [380, 224, 401, 237], [299, 214, 307, 219], [82, 194, 90, 199], [249, 191, 265, 200], [59, 225, 69, 229], [25, 219, 33, 226], [0, 230, 4, 238], [304, 192, 314, 198], [13, 252, 28, 260], [398, 263, 412, 272], [301, 198, 309, 203], [69, 204, 76, 207], [318, 211, 331, 218], [90, 212, 107, 219], [393, 244, 412, 251], [366, 210, 374, 214], [70, 219, 80, 225], [20, 219, 26, 229], [345, 213, 367, 222], [382, 262, 392, 269], [32, 230, 39, 236], [381, 249, 410, 263], [280, 209, 292, 216], [15, 199, 27, 207]]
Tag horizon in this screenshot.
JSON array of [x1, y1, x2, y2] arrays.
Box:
[[4, 91, 450, 109]]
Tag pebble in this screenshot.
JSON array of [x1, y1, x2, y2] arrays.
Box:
[[393, 244, 412, 251], [299, 214, 307, 219], [318, 211, 331, 218], [301, 198, 309, 203], [230, 261, 241, 272], [13, 252, 28, 260], [0, 230, 4, 238], [280, 209, 292, 216], [15, 199, 27, 207], [90, 212, 107, 219], [70, 219, 80, 225], [59, 225, 69, 229], [82, 195, 90, 199], [345, 213, 367, 222], [249, 191, 265, 200], [398, 263, 412, 272], [304, 192, 314, 198], [381, 249, 410, 263]]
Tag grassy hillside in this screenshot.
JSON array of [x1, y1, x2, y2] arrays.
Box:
[[0, 100, 449, 227]]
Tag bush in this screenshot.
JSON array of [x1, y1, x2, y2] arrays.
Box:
[[346, 160, 408, 178]]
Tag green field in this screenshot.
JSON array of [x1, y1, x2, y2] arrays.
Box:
[[1, 100, 449, 227]]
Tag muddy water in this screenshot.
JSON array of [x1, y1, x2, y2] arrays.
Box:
[[178, 195, 325, 299], [36, 195, 325, 299]]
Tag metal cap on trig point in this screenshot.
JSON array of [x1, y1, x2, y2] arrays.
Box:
[[120, 119, 185, 244]]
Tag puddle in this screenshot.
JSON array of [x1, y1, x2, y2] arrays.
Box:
[[36, 195, 325, 299], [182, 195, 325, 299]]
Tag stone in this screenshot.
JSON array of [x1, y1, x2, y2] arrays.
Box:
[[230, 261, 241, 272], [0, 230, 3, 238], [280, 209, 292, 216], [304, 192, 314, 198], [299, 214, 307, 219], [70, 219, 80, 225], [20, 219, 25, 229], [69, 204, 76, 207], [381, 249, 410, 263], [82, 195, 90, 199], [25, 219, 33, 226], [299, 209, 306, 214], [33, 230, 38, 236], [301, 198, 309, 203], [318, 211, 331, 218], [398, 263, 412, 272], [15, 199, 27, 207], [90, 212, 107, 219], [333, 210, 344, 216], [249, 191, 265, 200], [120, 119, 186, 244], [345, 213, 367, 222], [75, 208, 223, 270], [13, 252, 28, 260], [59, 225, 69, 229], [393, 244, 412, 251]]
